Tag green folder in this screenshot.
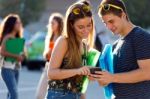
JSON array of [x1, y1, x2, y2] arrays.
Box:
[[81, 48, 101, 93], [5, 38, 25, 62]]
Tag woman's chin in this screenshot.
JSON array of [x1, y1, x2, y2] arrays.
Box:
[[82, 35, 89, 39], [82, 37, 88, 40]]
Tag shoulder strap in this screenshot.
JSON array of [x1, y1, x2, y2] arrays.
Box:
[[82, 42, 88, 65]]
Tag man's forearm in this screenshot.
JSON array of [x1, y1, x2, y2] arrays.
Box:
[[112, 69, 150, 83]]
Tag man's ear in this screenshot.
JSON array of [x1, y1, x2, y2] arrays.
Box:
[[121, 12, 127, 19]]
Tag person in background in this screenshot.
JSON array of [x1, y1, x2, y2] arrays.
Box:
[[95, 31, 110, 52], [46, 0, 95, 99], [91, 0, 150, 99], [95, 31, 110, 67], [36, 13, 64, 99], [0, 14, 25, 99]]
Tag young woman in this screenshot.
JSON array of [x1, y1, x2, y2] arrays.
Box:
[[0, 14, 24, 99], [36, 13, 64, 99], [46, 0, 95, 99]]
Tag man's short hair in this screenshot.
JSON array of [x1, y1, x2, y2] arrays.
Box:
[[98, 0, 129, 20]]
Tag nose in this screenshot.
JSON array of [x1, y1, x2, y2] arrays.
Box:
[[83, 27, 89, 34], [106, 23, 113, 30]]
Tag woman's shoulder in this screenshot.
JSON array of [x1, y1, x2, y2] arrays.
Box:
[[53, 36, 68, 58], [2, 34, 13, 44], [53, 36, 68, 53], [56, 36, 68, 46]]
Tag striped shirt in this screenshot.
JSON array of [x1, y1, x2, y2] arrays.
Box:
[[112, 27, 150, 99]]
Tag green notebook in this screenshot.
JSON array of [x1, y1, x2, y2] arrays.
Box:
[[5, 38, 25, 62], [81, 48, 101, 93]]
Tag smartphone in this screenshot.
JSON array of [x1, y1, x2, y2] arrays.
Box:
[[90, 67, 102, 74]]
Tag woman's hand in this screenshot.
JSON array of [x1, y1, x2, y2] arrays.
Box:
[[77, 66, 90, 76], [16, 55, 24, 62], [88, 75, 96, 81], [45, 49, 51, 60], [90, 71, 114, 86]]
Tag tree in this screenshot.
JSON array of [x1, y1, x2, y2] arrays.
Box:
[[0, 0, 46, 26], [123, 0, 150, 28]]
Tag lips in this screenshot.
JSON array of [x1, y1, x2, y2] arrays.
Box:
[[82, 32, 89, 37]]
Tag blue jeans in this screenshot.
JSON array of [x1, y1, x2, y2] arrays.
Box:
[[46, 89, 81, 99], [1, 67, 19, 99]]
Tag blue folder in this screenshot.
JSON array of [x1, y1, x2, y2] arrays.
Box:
[[99, 44, 114, 99]]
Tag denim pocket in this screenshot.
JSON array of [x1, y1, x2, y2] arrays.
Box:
[[47, 90, 77, 99], [52, 91, 66, 99], [47, 90, 67, 99]]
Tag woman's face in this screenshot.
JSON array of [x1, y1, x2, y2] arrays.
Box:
[[51, 19, 59, 33], [14, 19, 22, 32], [73, 17, 93, 39]]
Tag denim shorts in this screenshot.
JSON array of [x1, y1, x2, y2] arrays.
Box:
[[46, 89, 81, 99]]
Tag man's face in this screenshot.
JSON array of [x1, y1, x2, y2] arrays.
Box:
[[101, 13, 124, 35]]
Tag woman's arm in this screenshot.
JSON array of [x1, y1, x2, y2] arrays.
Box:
[[0, 36, 23, 61], [47, 36, 90, 80], [43, 36, 51, 60]]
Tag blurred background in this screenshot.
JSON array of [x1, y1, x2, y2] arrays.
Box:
[[0, 0, 150, 99]]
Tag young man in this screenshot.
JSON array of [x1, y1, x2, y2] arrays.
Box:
[[91, 0, 150, 99]]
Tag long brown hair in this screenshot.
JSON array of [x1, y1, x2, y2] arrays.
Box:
[[0, 14, 23, 44], [63, 0, 94, 69], [48, 13, 64, 41]]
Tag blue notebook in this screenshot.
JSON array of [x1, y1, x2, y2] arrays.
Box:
[[99, 44, 114, 99]]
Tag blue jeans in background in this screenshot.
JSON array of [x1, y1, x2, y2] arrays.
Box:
[[1, 67, 19, 99], [46, 89, 81, 99]]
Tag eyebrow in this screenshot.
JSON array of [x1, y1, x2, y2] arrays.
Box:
[[108, 19, 114, 23]]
